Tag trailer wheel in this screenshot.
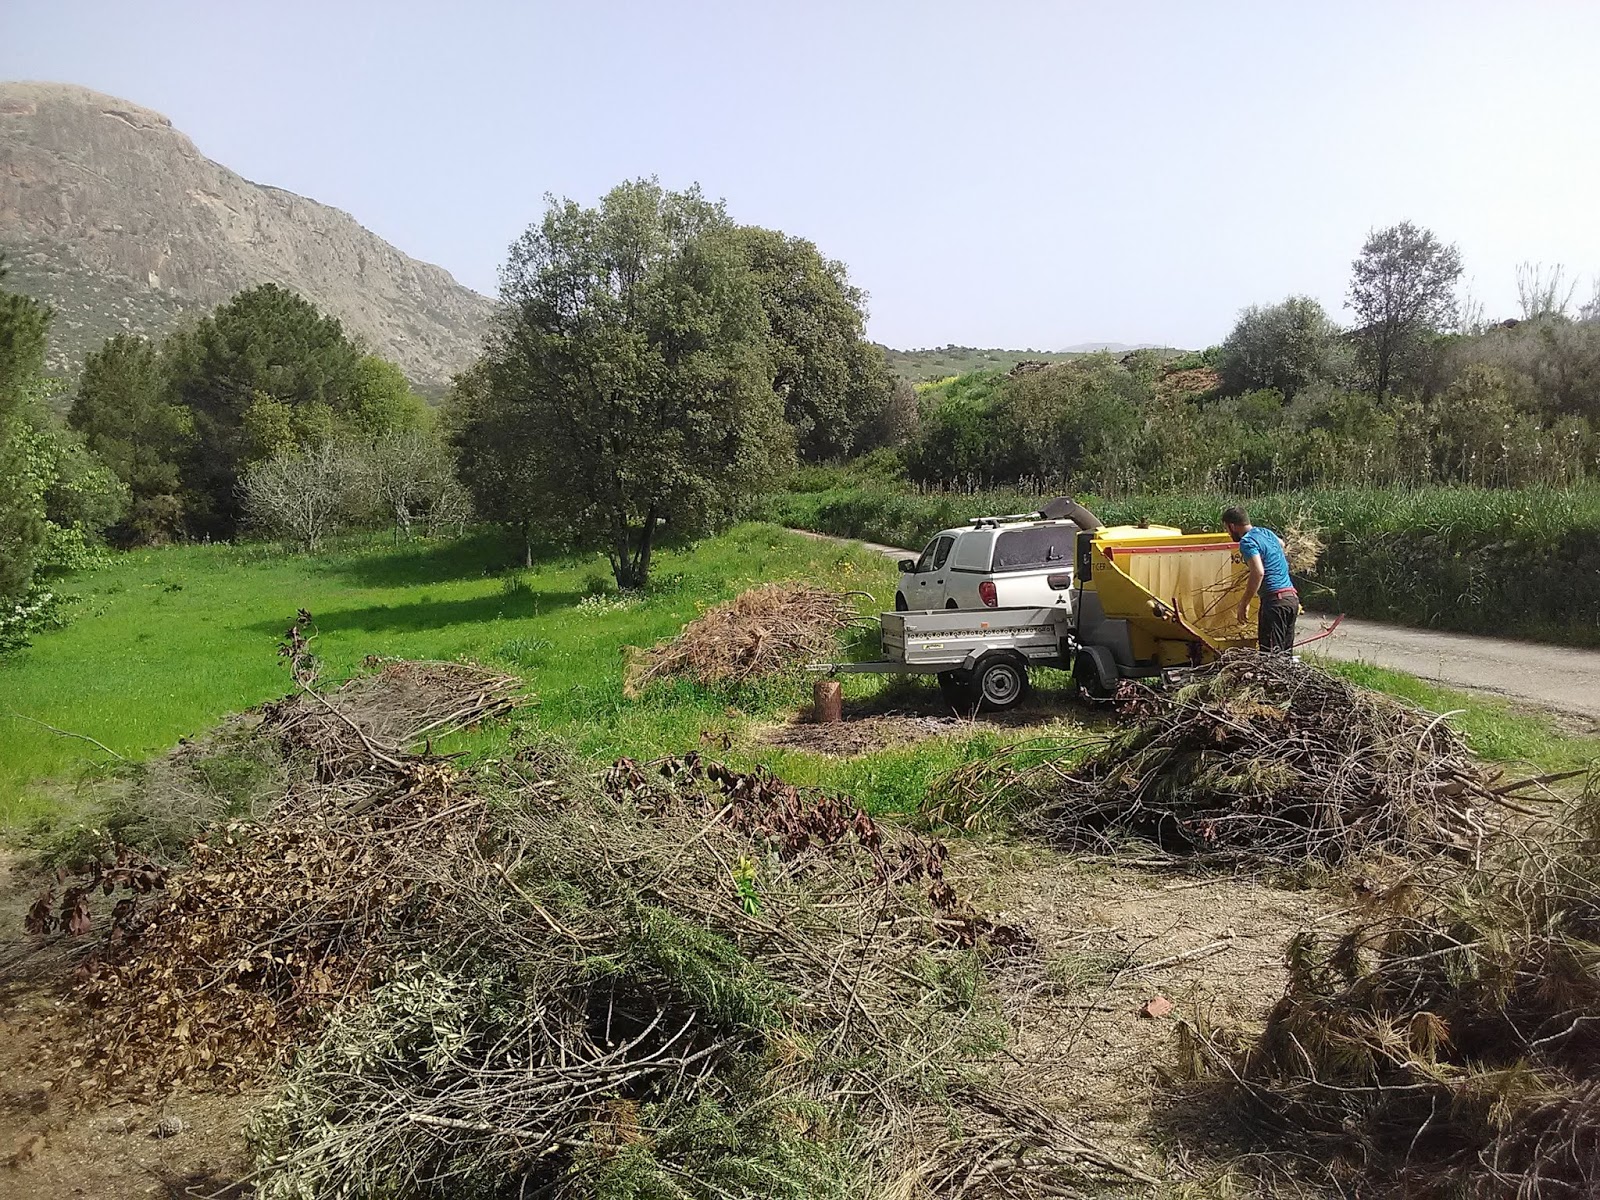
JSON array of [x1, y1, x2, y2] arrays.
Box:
[[973, 654, 1030, 712], [1073, 651, 1114, 700]]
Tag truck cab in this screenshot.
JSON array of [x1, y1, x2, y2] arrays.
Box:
[[895, 515, 1080, 613]]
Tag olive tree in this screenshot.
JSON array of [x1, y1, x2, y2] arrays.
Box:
[[732, 226, 889, 460], [1348, 221, 1462, 399], [1216, 296, 1342, 399], [473, 180, 787, 589]]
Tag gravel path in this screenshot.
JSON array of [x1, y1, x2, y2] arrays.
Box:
[[791, 528, 1600, 725]]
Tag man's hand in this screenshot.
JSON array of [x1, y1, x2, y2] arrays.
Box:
[[1236, 600, 1250, 625]]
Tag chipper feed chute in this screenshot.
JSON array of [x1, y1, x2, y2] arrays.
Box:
[[1080, 526, 1257, 670]]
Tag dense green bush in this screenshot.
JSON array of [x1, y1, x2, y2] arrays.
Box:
[[768, 484, 1600, 646]]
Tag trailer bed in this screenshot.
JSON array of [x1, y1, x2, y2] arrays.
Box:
[[820, 607, 1071, 674]]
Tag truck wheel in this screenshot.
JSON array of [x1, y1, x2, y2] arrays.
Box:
[[945, 599, 959, 609], [973, 654, 1030, 712], [937, 670, 971, 709], [894, 593, 909, 611]]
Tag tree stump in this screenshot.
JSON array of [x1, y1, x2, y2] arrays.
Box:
[[812, 678, 842, 724]]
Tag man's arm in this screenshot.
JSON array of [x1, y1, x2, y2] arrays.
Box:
[[1236, 554, 1265, 624]]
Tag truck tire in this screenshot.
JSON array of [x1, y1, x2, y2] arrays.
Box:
[[973, 653, 1030, 712], [937, 670, 971, 709], [894, 593, 909, 611]]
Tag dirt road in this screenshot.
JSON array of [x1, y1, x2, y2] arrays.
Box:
[[795, 528, 1600, 725]]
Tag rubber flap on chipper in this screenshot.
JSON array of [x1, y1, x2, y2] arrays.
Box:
[[1091, 527, 1255, 654]]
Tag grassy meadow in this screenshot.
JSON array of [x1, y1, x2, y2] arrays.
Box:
[[3, 522, 1595, 831], [0, 525, 1018, 828]]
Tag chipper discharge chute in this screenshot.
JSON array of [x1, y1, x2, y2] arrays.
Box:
[[1070, 523, 1256, 695]]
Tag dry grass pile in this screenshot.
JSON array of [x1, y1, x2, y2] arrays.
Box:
[[624, 582, 867, 696], [24, 654, 1150, 1197], [933, 652, 1558, 865], [1181, 777, 1600, 1197]]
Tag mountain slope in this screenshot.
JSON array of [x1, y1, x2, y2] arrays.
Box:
[[0, 81, 491, 390]]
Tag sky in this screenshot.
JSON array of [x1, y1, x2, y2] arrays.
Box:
[[3, 0, 1599, 350]]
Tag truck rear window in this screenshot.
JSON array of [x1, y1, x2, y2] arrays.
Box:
[[992, 527, 1073, 571]]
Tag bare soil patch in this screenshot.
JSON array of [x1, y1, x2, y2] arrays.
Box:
[[947, 838, 1345, 1183], [758, 676, 1104, 757], [0, 980, 254, 1199]]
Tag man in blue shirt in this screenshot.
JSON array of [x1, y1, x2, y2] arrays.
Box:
[[1223, 506, 1298, 652]]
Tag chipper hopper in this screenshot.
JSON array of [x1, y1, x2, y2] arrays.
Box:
[[1069, 523, 1256, 696]]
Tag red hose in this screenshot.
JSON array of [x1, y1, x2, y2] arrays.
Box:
[[1294, 613, 1346, 648]]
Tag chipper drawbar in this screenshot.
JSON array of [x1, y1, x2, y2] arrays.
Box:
[[813, 501, 1259, 711]]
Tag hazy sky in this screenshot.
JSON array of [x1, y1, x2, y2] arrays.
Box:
[[4, 1, 1598, 350]]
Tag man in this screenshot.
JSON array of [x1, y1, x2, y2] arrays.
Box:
[[1223, 506, 1298, 653]]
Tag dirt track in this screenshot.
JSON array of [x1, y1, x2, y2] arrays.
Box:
[[795, 528, 1600, 726]]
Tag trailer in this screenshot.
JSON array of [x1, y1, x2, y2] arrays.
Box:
[[816, 510, 1260, 710]]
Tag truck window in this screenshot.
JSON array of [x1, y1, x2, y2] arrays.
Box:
[[913, 537, 944, 573], [932, 536, 953, 569], [951, 531, 992, 571], [992, 527, 1072, 571]]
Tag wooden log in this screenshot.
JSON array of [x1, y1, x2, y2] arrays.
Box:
[[812, 679, 842, 724]]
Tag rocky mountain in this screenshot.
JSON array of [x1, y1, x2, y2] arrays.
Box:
[[0, 81, 492, 391]]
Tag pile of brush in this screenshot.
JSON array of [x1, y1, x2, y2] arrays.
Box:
[[1181, 779, 1600, 1197], [624, 582, 867, 696], [27, 653, 1145, 1197], [28, 657, 523, 1084], [934, 652, 1556, 865]]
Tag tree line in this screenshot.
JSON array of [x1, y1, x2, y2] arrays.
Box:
[[901, 221, 1600, 495]]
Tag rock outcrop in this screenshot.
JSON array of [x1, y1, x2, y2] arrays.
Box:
[[0, 81, 492, 390]]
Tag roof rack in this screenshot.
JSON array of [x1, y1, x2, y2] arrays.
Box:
[[967, 511, 1043, 528]]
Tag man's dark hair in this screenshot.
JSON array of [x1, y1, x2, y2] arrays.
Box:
[[1222, 506, 1249, 526]]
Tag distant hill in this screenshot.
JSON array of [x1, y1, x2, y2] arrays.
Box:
[[0, 81, 492, 391], [881, 343, 1172, 382]]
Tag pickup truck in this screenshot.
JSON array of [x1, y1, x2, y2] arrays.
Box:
[[895, 517, 1081, 613]]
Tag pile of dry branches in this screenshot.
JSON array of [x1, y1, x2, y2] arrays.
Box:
[[37, 659, 521, 1089], [624, 582, 867, 696], [31, 651, 1145, 1196], [1279, 520, 1325, 576], [1181, 778, 1600, 1197], [246, 747, 1140, 1197], [934, 652, 1556, 865]]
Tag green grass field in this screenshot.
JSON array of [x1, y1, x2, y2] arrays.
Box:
[[0, 525, 1020, 828], [3, 524, 1594, 831]]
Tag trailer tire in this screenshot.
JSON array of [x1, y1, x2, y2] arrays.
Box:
[[973, 653, 1030, 712]]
